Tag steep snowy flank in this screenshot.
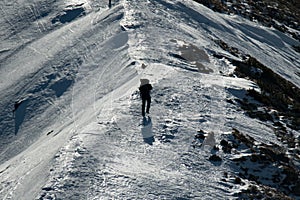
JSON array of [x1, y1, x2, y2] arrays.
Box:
[[0, 0, 299, 199]]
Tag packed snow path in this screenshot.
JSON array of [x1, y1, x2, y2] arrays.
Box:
[[0, 0, 299, 199]]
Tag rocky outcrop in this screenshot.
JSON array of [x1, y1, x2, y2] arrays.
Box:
[[194, 0, 300, 41], [222, 129, 300, 199]]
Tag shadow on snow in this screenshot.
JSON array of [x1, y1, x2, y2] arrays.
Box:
[[141, 116, 154, 145]]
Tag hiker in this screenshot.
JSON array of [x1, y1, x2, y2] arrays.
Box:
[[139, 79, 152, 117]]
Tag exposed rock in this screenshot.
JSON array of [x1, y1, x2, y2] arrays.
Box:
[[224, 128, 300, 198], [259, 146, 289, 163], [232, 128, 255, 148], [234, 177, 243, 185], [293, 182, 300, 196], [209, 154, 222, 162], [193, 0, 300, 41], [195, 132, 205, 140], [282, 165, 299, 184], [220, 139, 232, 153]]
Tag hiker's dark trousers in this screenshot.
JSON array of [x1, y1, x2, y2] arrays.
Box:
[[142, 97, 151, 116]]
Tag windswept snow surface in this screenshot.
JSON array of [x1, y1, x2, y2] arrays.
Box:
[[0, 0, 299, 199]]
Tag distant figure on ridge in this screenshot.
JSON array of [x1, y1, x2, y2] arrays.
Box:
[[139, 78, 152, 117]]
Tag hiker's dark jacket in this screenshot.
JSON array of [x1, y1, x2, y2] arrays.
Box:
[[139, 84, 152, 99]]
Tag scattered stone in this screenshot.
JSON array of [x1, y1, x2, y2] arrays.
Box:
[[232, 128, 255, 148], [234, 177, 243, 185], [209, 154, 222, 162], [220, 139, 232, 153], [42, 187, 53, 191], [212, 145, 219, 151], [227, 128, 300, 198], [195, 133, 205, 140], [220, 139, 228, 146]]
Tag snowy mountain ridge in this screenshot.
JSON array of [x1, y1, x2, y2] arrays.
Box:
[[0, 0, 299, 199]]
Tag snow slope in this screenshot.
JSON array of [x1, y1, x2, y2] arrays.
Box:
[[0, 0, 299, 199]]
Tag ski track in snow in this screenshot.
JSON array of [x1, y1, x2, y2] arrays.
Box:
[[0, 0, 299, 199]]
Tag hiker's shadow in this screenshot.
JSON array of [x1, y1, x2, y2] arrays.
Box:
[[141, 116, 154, 145]]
